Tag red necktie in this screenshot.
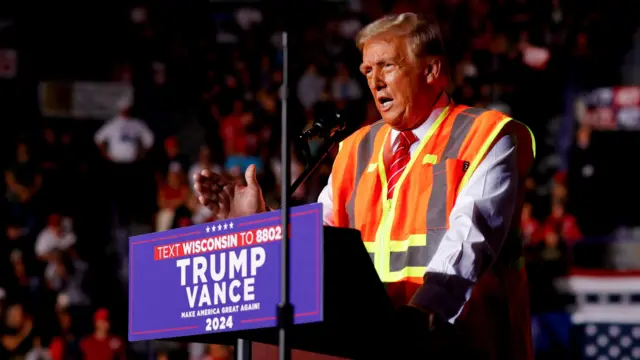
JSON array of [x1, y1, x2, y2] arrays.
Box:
[[387, 131, 418, 199]]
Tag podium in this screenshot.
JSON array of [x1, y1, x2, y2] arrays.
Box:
[[128, 203, 397, 359]]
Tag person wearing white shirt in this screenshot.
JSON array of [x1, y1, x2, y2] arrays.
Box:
[[94, 100, 154, 164], [94, 98, 155, 225], [194, 13, 535, 360], [35, 214, 76, 263]]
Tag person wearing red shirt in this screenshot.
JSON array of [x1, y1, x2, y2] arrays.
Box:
[[79, 309, 125, 360], [220, 100, 254, 156], [521, 202, 542, 245], [543, 201, 583, 244], [49, 310, 80, 360]]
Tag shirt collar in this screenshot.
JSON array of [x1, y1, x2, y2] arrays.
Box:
[[389, 92, 451, 147]]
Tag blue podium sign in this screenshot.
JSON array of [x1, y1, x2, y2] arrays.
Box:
[[128, 203, 324, 341]]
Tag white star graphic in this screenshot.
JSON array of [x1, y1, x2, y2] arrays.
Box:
[[206, 226, 210, 233], [223, 223, 228, 230], [211, 224, 215, 232], [217, 224, 222, 231], [229, 222, 234, 229]]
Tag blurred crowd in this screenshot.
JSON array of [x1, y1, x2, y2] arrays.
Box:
[[1, 0, 638, 359]]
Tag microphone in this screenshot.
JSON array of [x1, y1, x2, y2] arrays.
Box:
[[299, 113, 346, 141]]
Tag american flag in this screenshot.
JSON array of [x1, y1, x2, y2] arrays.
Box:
[[582, 323, 640, 359]]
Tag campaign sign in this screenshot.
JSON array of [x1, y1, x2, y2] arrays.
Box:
[[128, 203, 323, 341]]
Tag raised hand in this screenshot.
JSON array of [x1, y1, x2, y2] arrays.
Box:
[[194, 164, 266, 220]]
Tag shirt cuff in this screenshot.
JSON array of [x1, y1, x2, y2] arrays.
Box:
[[410, 272, 475, 324]]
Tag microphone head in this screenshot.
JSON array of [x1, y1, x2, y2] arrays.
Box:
[[300, 112, 347, 141], [317, 113, 345, 132]]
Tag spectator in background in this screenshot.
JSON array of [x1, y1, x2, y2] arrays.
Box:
[[49, 310, 80, 360], [39, 128, 62, 206], [94, 97, 155, 225], [543, 200, 583, 245], [219, 75, 244, 108], [40, 127, 60, 171], [25, 337, 51, 360], [157, 136, 190, 186], [220, 100, 264, 177], [567, 124, 609, 235], [94, 97, 155, 165], [5, 142, 43, 218], [330, 62, 362, 108], [537, 229, 570, 276], [253, 90, 278, 157], [297, 64, 327, 115], [34, 214, 77, 264], [268, 155, 307, 207], [0, 303, 35, 360], [156, 162, 190, 231], [529, 228, 571, 360], [550, 172, 568, 205], [79, 309, 125, 360], [6, 250, 39, 302], [5, 219, 33, 267], [521, 202, 542, 246], [220, 100, 253, 157], [44, 251, 90, 309]]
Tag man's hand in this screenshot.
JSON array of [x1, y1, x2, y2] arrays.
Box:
[[194, 164, 266, 220]]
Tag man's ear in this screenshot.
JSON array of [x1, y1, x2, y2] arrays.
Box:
[[424, 58, 442, 84]]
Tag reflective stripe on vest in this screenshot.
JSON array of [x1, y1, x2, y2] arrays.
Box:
[[345, 108, 487, 271], [410, 107, 487, 272], [345, 120, 386, 229], [338, 106, 534, 283]]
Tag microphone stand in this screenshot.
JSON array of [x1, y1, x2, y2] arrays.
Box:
[[238, 31, 347, 360], [278, 31, 293, 360]]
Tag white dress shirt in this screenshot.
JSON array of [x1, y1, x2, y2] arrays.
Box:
[[317, 98, 519, 323], [94, 115, 155, 164]]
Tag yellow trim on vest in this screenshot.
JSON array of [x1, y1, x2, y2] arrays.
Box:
[[387, 267, 427, 282], [367, 163, 377, 172], [422, 154, 438, 165], [338, 141, 343, 153], [527, 125, 537, 158], [458, 117, 512, 192], [458, 118, 536, 192], [372, 105, 452, 283], [363, 234, 426, 253]]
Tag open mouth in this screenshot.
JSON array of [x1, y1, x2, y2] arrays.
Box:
[[378, 96, 394, 111]]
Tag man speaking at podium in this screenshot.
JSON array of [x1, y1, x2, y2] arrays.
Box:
[[195, 12, 535, 360]]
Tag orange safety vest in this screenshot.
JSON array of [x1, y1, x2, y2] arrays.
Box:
[[331, 104, 536, 360]]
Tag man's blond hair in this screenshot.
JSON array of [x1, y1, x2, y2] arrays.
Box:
[[355, 12, 445, 58]]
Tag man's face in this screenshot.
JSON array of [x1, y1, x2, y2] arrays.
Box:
[[360, 36, 439, 130], [6, 304, 24, 328], [95, 319, 110, 333]]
